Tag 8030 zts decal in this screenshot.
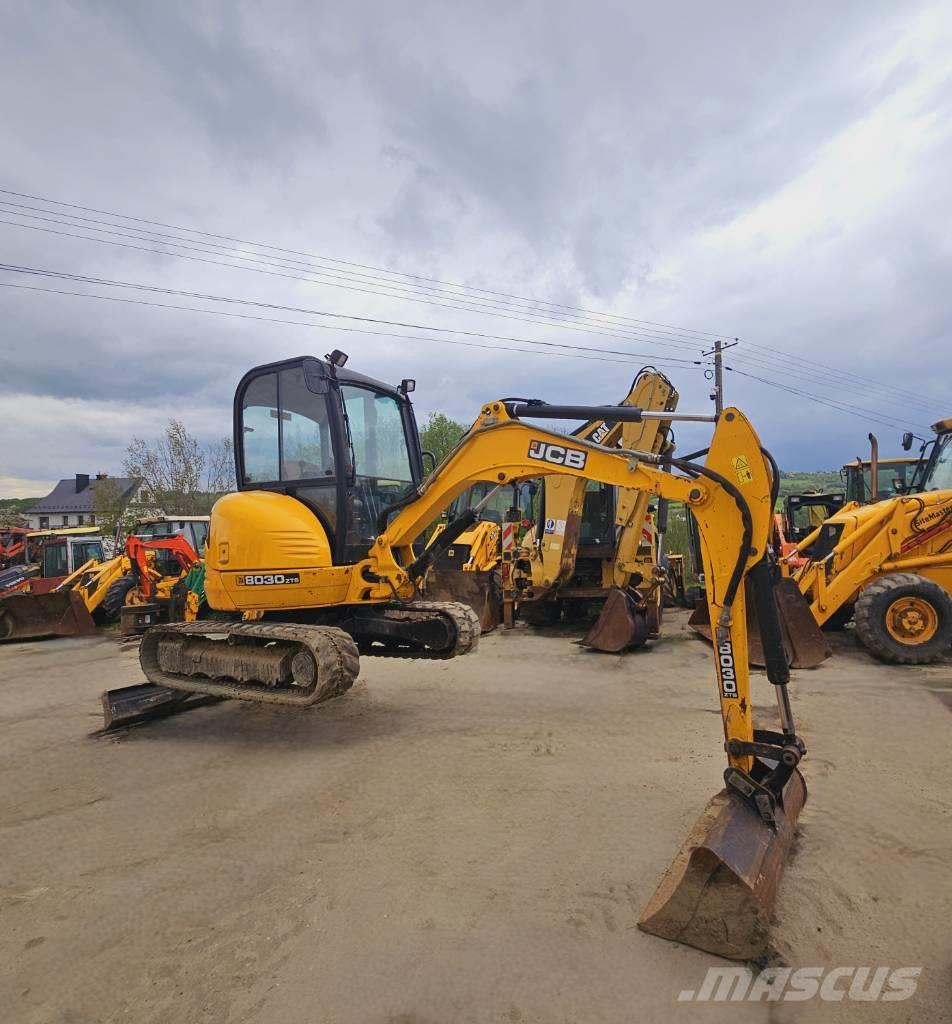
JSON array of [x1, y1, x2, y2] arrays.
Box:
[[236, 573, 301, 586], [528, 440, 588, 470]]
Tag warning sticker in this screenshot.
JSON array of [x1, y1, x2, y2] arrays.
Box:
[[544, 518, 567, 536], [731, 455, 753, 485], [544, 517, 556, 534]]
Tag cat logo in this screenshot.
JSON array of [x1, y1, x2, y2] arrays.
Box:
[[528, 440, 588, 470], [590, 422, 614, 445]]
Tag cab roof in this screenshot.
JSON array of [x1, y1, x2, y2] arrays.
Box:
[[26, 527, 103, 539]]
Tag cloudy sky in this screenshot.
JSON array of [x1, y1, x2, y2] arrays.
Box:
[[1, 0, 950, 496]]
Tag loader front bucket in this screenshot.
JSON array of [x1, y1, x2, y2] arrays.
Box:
[[688, 579, 830, 669], [0, 590, 96, 642], [639, 768, 806, 960], [580, 588, 650, 652], [424, 569, 500, 633]]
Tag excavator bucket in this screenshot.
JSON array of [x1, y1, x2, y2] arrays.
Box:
[[639, 768, 806, 960], [688, 579, 830, 669], [423, 569, 500, 633], [0, 590, 96, 642], [579, 588, 650, 652]]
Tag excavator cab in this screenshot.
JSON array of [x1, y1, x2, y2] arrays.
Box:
[[236, 354, 425, 565]]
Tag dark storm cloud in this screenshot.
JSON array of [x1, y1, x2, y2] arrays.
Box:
[[0, 0, 950, 487], [99, 1, 327, 159]]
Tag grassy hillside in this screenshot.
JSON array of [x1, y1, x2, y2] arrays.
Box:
[[777, 470, 843, 500], [0, 497, 39, 517]]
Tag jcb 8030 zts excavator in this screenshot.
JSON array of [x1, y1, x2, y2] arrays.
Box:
[[114, 352, 807, 960]]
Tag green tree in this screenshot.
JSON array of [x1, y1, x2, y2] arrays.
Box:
[[0, 498, 35, 527], [92, 477, 138, 541], [124, 420, 233, 515], [420, 412, 467, 471]]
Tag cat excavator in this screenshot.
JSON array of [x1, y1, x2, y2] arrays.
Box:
[[106, 352, 807, 961]]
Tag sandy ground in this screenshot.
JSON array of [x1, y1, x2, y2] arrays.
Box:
[[1, 612, 950, 1024]]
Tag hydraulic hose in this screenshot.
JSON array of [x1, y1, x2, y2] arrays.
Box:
[[666, 457, 753, 634]]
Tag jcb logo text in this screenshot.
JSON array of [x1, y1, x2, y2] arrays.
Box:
[[528, 441, 588, 470]]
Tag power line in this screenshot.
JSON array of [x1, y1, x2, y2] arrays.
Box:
[[0, 186, 729, 340], [725, 366, 927, 433], [0, 262, 706, 366], [0, 215, 727, 354], [0, 284, 705, 378], [1, 209, 938, 417], [0, 198, 721, 344], [0, 188, 935, 409], [0, 261, 923, 432]]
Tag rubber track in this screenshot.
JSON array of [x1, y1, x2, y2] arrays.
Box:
[[140, 620, 360, 705], [362, 600, 482, 659]]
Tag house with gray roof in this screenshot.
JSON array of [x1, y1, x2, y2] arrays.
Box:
[[26, 474, 142, 530]]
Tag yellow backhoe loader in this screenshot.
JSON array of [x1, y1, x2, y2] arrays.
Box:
[[514, 368, 678, 652], [791, 416, 952, 663], [426, 368, 678, 644], [106, 352, 808, 961], [422, 479, 534, 630], [0, 520, 208, 642]]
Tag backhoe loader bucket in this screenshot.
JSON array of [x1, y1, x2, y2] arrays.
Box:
[[639, 768, 806, 960], [423, 569, 500, 633], [579, 588, 650, 652], [688, 579, 830, 669], [0, 590, 96, 642]]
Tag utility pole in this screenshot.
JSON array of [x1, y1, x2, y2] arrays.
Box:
[[702, 339, 738, 414]]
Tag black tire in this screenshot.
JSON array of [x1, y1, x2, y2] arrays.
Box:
[[561, 598, 589, 623], [854, 573, 952, 664], [823, 602, 855, 631], [519, 598, 563, 627], [101, 576, 136, 623]]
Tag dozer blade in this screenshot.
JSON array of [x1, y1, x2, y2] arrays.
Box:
[[639, 769, 806, 960], [688, 580, 830, 670], [101, 683, 222, 730], [424, 569, 500, 633], [0, 590, 96, 643], [579, 588, 650, 652]]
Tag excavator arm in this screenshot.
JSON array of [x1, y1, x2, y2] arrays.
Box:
[[356, 401, 801, 803]]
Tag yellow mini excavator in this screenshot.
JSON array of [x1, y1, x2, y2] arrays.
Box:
[[106, 351, 809, 961]]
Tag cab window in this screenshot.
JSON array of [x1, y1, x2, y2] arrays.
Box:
[[43, 542, 69, 578], [341, 386, 414, 487], [240, 368, 335, 484], [924, 437, 952, 492], [340, 385, 415, 559], [72, 541, 104, 566]]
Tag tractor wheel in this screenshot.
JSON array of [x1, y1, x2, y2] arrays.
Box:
[[101, 576, 136, 623], [854, 573, 952, 664], [519, 599, 563, 627]]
